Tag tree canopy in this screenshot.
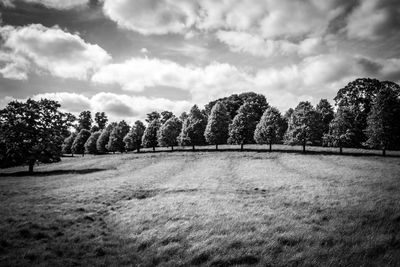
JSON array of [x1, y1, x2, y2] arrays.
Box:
[[204, 101, 230, 149], [254, 107, 285, 151], [72, 129, 91, 156], [179, 105, 207, 149], [84, 131, 101, 154], [124, 120, 146, 152], [94, 112, 108, 130], [142, 119, 161, 150], [77, 110, 92, 132], [157, 116, 182, 150]]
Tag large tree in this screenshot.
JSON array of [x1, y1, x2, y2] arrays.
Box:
[[94, 112, 108, 130], [72, 129, 91, 156], [84, 131, 101, 154], [284, 101, 321, 153], [0, 99, 74, 172], [316, 99, 334, 137], [365, 86, 400, 156], [157, 117, 182, 151], [254, 107, 285, 151], [96, 122, 117, 154], [107, 121, 130, 153], [77, 110, 92, 132], [204, 101, 230, 150], [123, 121, 146, 152], [62, 132, 77, 156], [228, 102, 260, 150], [142, 119, 161, 151], [179, 105, 207, 150]]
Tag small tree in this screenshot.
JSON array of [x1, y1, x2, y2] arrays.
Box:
[[157, 117, 182, 150], [179, 105, 207, 151], [84, 131, 101, 154], [142, 119, 161, 151], [123, 120, 146, 152], [96, 122, 117, 154], [228, 103, 260, 150], [95, 112, 108, 130], [204, 101, 230, 150], [77, 110, 92, 132], [284, 101, 321, 153], [72, 129, 91, 156], [107, 121, 130, 153], [365, 87, 400, 156], [62, 132, 77, 156], [254, 107, 284, 151]]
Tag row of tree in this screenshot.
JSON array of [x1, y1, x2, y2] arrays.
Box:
[[1, 78, 399, 172]]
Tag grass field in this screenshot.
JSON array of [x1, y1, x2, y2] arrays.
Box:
[[0, 146, 400, 266]]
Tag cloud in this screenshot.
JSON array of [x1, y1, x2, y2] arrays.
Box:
[[0, 24, 111, 80], [1, 0, 89, 9]]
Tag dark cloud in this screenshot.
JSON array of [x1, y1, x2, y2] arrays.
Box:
[[357, 57, 383, 75], [104, 102, 137, 117]]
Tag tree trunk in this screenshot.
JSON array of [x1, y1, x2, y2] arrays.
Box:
[[82, 151, 85, 157], [71, 152, 74, 157], [382, 148, 386, 157], [240, 143, 244, 151], [269, 142, 272, 152], [216, 144, 218, 150], [302, 143, 306, 153], [171, 146, 174, 151], [339, 146, 343, 154], [137, 147, 140, 153], [153, 146, 155, 152], [28, 159, 35, 173], [192, 145, 195, 151]]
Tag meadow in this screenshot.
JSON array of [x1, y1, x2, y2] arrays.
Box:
[[0, 145, 399, 266]]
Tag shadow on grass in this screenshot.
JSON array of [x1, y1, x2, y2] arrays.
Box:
[[0, 168, 109, 177]]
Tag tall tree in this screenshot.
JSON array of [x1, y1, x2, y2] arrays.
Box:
[[123, 121, 146, 152], [157, 117, 182, 150], [84, 131, 101, 154], [71, 129, 91, 156], [284, 101, 321, 153], [77, 110, 92, 131], [62, 132, 77, 156], [365, 87, 400, 156], [254, 107, 285, 151], [228, 102, 260, 150], [96, 122, 117, 154], [146, 111, 161, 123], [142, 119, 161, 151], [204, 101, 230, 150], [179, 105, 207, 150], [160, 111, 174, 125], [107, 121, 130, 153], [94, 112, 108, 130], [0, 99, 74, 172], [316, 99, 334, 137]]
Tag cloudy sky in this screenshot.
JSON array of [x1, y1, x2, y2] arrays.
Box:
[[0, 0, 399, 123]]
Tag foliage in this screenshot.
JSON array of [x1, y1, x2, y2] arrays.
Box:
[[142, 119, 161, 149], [62, 132, 77, 154], [84, 131, 101, 154], [96, 122, 117, 154], [72, 129, 91, 155], [160, 111, 174, 124], [90, 125, 100, 133], [323, 106, 356, 149], [77, 110, 92, 132], [179, 112, 188, 122], [107, 121, 130, 153], [254, 107, 285, 148], [179, 105, 207, 147], [0, 98, 75, 171], [123, 120, 146, 152], [157, 117, 182, 148], [228, 102, 260, 146], [316, 99, 334, 136], [94, 112, 108, 130], [204, 101, 230, 147], [146, 111, 161, 123]]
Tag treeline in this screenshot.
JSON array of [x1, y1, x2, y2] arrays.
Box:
[[1, 78, 399, 172]]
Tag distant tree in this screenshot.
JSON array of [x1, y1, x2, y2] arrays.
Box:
[[142, 119, 161, 151], [179, 105, 207, 150], [160, 111, 174, 124], [365, 87, 400, 156], [204, 101, 230, 150], [254, 107, 285, 151], [284, 101, 321, 153], [123, 121, 146, 152], [0, 99, 74, 172], [77, 110, 92, 131], [316, 99, 334, 137], [146, 111, 161, 123], [84, 131, 101, 154], [62, 132, 77, 156], [94, 112, 108, 130], [107, 121, 130, 153], [72, 129, 91, 156], [90, 125, 100, 133], [228, 102, 260, 150], [157, 117, 182, 150], [96, 122, 117, 154], [179, 112, 188, 122]]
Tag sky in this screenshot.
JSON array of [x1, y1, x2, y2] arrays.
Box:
[[0, 0, 399, 123]]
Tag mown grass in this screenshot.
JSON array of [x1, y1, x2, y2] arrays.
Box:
[[0, 147, 399, 266]]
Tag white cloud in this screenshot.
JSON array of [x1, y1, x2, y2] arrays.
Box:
[[0, 24, 111, 80], [2, 0, 89, 9]]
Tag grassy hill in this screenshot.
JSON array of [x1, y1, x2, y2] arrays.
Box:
[[0, 149, 399, 266]]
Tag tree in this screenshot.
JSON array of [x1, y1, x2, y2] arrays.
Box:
[[62, 132, 77, 156], [316, 99, 334, 137], [204, 101, 230, 150], [95, 112, 108, 130], [72, 129, 91, 156], [123, 121, 146, 152], [142, 119, 161, 151], [84, 131, 101, 154], [228, 102, 260, 150], [157, 117, 182, 150], [146, 111, 161, 123], [160, 111, 174, 124], [90, 125, 100, 133], [96, 122, 117, 154], [365, 87, 400, 156], [179, 112, 188, 122], [0, 99, 74, 172], [77, 110, 92, 131], [107, 120, 130, 153], [284, 101, 321, 153], [179, 105, 207, 150], [254, 107, 284, 151]]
